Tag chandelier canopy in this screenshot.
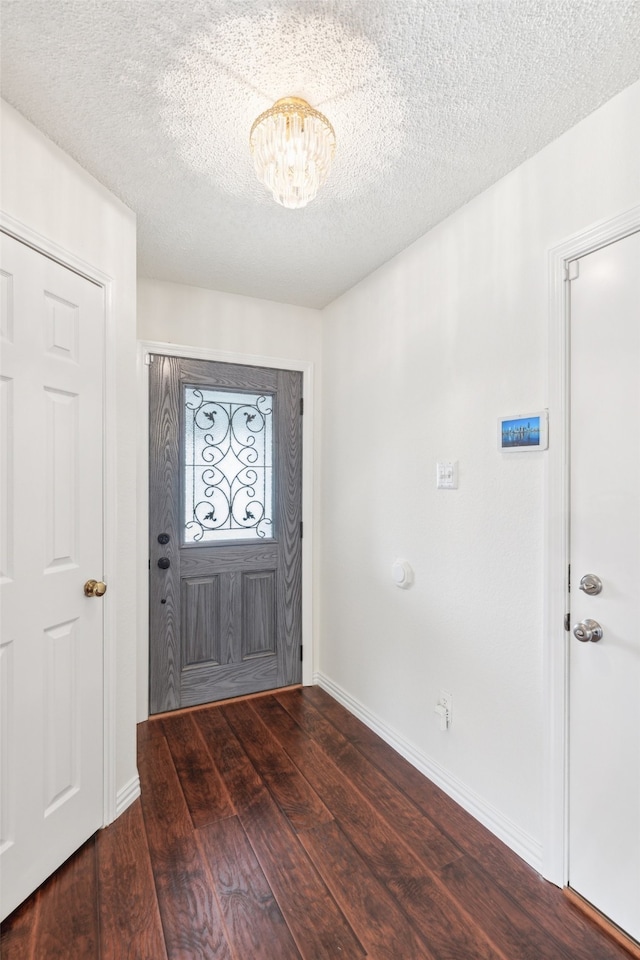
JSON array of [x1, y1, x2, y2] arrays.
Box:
[[250, 97, 336, 209]]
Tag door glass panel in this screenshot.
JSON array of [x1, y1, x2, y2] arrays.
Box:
[[183, 387, 274, 543]]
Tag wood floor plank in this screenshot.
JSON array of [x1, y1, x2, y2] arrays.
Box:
[[0, 893, 38, 960], [439, 854, 576, 960], [302, 686, 518, 860], [250, 695, 508, 960], [222, 698, 333, 833], [271, 688, 462, 869], [96, 799, 168, 960], [564, 888, 640, 960], [465, 845, 638, 960], [137, 715, 165, 750], [299, 819, 438, 960], [197, 816, 302, 960], [31, 837, 99, 960], [302, 685, 633, 960], [161, 712, 235, 827], [138, 733, 233, 960], [194, 705, 366, 960]]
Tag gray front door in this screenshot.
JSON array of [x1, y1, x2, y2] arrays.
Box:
[[149, 355, 303, 714]]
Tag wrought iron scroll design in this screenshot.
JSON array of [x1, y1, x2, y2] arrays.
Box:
[[184, 388, 273, 542]]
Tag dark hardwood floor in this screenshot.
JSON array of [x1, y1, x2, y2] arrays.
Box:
[[1, 685, 635, 959]]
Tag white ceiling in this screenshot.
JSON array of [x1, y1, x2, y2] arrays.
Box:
[[2, 1, 639, 308]]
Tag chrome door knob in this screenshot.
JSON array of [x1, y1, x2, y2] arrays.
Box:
[[579, 574, 602, 596], [572, 618, 603, 643]]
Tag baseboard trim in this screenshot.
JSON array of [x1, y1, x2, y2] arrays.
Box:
[[115, 773, 141, 818], [564, 888, 640, 958], [314, 672, 542, 873]]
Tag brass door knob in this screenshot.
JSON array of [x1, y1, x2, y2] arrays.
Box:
[[84, 579, 107, 598]]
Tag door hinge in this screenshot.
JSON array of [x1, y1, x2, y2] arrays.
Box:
[[145, 353, 155, 366], [568, 563, 571, 592], [564, 613, 571, 632], [300, 396, 304, 415], [565, 260, 579, 281], [299, 520, 303, 539], [300, 645, 303, 662], [148, 558, 150, 570]]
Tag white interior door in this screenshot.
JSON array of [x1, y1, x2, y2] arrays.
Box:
[[568, 229, 640, 942], [0, 233, 105, 920]]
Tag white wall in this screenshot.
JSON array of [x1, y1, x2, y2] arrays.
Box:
[[1, 101, 138, 808], [138, 279, 322, 360], [319, 79, 640, 867], [136, 278, 323, 719]]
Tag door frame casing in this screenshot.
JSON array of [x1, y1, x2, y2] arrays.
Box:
[[544, 203, 640, 885], [0, 211, 119, 826], [137, 340, 315, 721]]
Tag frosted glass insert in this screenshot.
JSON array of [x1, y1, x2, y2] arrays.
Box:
[[184, 387, 273, 543]]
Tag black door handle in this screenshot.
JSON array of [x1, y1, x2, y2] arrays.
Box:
[[157, 557, 170, 570]]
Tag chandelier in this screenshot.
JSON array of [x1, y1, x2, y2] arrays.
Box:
[[250, 97, 336, 209]]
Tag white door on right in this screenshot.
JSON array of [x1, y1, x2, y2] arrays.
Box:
[[568, 228, 640, 943]]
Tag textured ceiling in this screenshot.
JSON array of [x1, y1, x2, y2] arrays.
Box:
[[2, 1, 640, 308]]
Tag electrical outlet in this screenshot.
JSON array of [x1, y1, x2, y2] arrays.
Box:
[[435, 690, 453, 730]]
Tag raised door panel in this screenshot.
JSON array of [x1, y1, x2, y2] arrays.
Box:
[[0, 640, 14, 858], [44, 619, 80, 816], [0, 375, 14, 585], [242, 571, 276, 659], [182, 577, 221, 666], [44, 388, 79, 573], [44, 291, 79, 362]]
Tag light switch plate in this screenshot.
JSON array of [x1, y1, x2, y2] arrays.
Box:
[[436, 460, 458, 489]]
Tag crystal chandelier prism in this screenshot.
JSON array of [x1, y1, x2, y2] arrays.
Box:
[[250, 97, 336, 209]]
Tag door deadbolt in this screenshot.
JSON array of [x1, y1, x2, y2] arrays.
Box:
[[157, 533, 170, 545], [579, 574, 602, 596]]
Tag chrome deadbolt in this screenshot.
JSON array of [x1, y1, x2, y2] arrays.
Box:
[[572, 619, 603, 643], [579, 574, 602, 596]]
